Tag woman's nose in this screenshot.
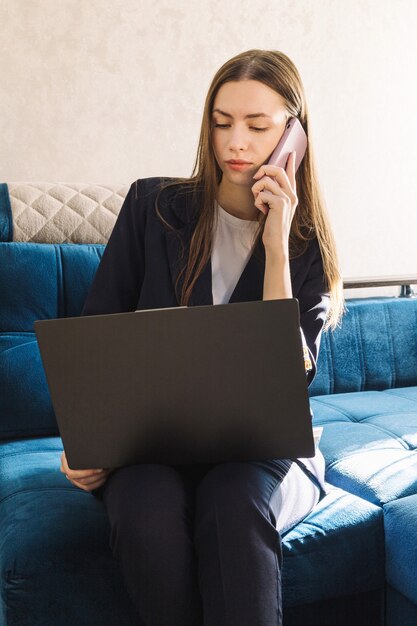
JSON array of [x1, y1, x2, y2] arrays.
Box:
[[228, 130, 248, 152]]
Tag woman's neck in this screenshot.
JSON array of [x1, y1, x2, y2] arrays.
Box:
[[216, 178, 258, 221]]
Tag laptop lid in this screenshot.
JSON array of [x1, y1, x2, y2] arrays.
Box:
[[34, 298, 315, 469]]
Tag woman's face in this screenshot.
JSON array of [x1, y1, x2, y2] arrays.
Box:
[[211, 79, 289, 187]]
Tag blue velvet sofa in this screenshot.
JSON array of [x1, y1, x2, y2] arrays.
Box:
[[309, 293, 417, 625], [0, 181, 415, 625]]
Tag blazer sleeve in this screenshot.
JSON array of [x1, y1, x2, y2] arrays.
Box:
[[81, 180, 146, 316], [297, 237, 330, 387]]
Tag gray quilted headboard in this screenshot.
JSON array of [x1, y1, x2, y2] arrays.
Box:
[[0, 182, 130, 244]]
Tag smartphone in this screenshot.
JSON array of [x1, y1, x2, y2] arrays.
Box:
[[266, 117, 307, 172], [255, 117, 307, 212]]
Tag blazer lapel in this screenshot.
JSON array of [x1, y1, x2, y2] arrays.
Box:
[[228, 238, 265, 303], [164, 183, 213, 306], [165, 223, 213, 306]]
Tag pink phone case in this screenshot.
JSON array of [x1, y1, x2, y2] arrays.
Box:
[[266, 117, 307, 173]]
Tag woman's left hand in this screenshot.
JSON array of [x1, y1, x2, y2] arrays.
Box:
[[252, 150, 298, 255]]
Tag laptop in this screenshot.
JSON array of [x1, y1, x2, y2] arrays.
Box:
[[34, 298, 315, 469]]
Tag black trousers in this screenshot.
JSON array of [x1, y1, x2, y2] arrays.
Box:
[[93, 459, 295, 626]]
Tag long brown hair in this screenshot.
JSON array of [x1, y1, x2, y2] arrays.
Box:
[[154, 49, 345, 331]]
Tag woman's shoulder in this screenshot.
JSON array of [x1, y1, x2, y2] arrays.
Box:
[[129, 176, 176, 201], [307, 234, 322, 260], [290, 234, 325, 292], [292, 234, 322, 267], [129, 176, 200, 226], [131, 176, 191, 199]]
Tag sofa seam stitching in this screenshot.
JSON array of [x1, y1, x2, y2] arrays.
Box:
[[383, 302, 396, 388]]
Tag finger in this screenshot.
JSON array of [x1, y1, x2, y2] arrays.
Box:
[[254, 192, 278, 215], [69, 478, 91, 492], [254, 193, 269, 215], [63, 461, 104, 477], [252, 176, 282, 198], [67, 476, 102, 489], [69, 476, 107, 491], [254, 181, 289, 205], [69, 469, 105, 480], [72, 473, 106, 486], [256, 190, 289, 211], [253, 165, 294, 199]]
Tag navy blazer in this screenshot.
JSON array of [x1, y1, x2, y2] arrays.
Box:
[[81, 177, 330, 386]]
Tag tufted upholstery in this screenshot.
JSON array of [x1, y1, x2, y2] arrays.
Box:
[[311, 386, 417, 505], [310, 297, 417, 395], [1, 182, 128, 243]]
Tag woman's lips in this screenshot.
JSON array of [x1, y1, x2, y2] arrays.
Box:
[[226, 162, 252, 171]]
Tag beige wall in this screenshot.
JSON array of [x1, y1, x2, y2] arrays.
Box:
[[1, 0, 416, 295]]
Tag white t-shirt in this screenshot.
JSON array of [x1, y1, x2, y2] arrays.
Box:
[[211, 200, 326, 491], [211, 200, 259, 306]]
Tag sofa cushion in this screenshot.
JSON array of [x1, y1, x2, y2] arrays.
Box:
[[384, 494, 417, 607], [311, 388, 417, 505], [309, 297, 417, 396], [0, 437, 140, 625], [282, 485, 384, 606]]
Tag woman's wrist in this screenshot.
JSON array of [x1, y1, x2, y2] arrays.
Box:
[[263, 248, 293, 300], [263, 245, 289, 263]]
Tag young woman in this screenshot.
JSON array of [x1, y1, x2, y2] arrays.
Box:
[[60, 49, 344, 626]]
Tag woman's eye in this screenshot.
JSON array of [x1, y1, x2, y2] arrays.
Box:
[[213, 123, 267, 132]]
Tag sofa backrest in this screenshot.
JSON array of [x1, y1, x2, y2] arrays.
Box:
[[0, 241, 105, 440], [0, 181, 127, 441], [309, 297, 417, 396]]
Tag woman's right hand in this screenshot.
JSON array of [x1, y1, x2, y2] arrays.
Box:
[[60, 450, 113, 492]]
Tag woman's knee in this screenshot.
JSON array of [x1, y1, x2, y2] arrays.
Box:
[[103, 463, 193, 553], [195, 462, 265, 518]]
